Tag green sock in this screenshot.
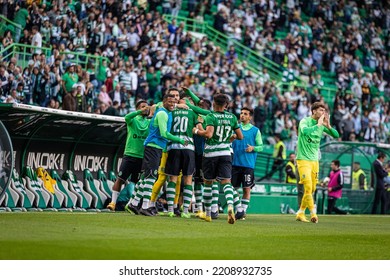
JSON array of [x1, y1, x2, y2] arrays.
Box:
[[222, 183, 234, 207], [182, 185, 193, 213], [211, 182, 219, 213], [233, 188, 243, 212], [166, 181, 176, 213], [203, 183, 212, 216], [241, 199, 250, 212], [141, 178, 154, 209], [194, 183, 203, 211]]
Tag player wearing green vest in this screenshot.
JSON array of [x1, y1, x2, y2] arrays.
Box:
[[185, 88, 245, 220], [148, 89, 188, 216], [295, 102, 339, 223], [352, 162, 368, 190], [165, 96, 199, 218], [107, 100, 150, 211], [127, 90, 187, 216], [195, 94, 244, 224]]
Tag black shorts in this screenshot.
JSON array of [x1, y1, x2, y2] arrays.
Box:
[[202, 155, 232, 181], [117, 155, 143, 183], [141, 146, 163, 179], [165, 149, 195, 176], [194, 153, 203, 184], [232, 166, 255, 189]]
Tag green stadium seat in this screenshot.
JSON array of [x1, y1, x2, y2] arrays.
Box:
[[83, 169, 110, 210], [36, 167, 70, 212], [318, 70, 336, 78], [178, 10, 189, 18], [23, 166, 58, 211], [51, 170, 85, 211], [363, 66, 375, 73], [97, 169, 113, 199], [0, 194, 10, 212], [2, 180, 25, 212], [11, 168, 39, 211], [108, 170, 116, 182], [204, 14, 214, 24], [62, 170, 98, 211], [275, 31, 288, 40]]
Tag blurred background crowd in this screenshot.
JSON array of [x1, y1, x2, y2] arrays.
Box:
[[0, 0, 389, 146]]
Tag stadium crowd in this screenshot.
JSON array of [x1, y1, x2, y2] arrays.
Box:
[[0, 0, 389, 145]]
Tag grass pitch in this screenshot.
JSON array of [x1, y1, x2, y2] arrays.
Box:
[[0, 212, 389, 260]]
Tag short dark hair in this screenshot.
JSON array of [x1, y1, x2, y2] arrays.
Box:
[[167, 87, 180, 95], [378, 152, 387, 160], [135, 99, 147, 109], [332, 160, 340, 167], [213, 94, 229, 106], [241, 107, 254, 116], [201, 99, 212, 110], [163, 93, 175, 100], [311, 102, 326, 113]]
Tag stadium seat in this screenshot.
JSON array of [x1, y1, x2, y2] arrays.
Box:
[[108, 170, 116, 182], [23, 166, 57, 211], [62, 170, 99, 211], [11, 168, 40, 211], [51, 170, 85, 212], [83, 169, 110, 210], [97, 169, 113, 199], [0, 193, 11, 212], [36, 167, 71, 212], [1, 171, 26, 212]]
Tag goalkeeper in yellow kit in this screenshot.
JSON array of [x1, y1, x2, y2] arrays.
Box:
[[295, 102, 339, 223]]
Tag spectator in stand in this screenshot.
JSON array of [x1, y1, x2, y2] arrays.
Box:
[[339, 114, 355, 141], [1, 0, 389, 147], [368, 107, 380, 128], [31, 25, 42, 54], [62, 88, 77, 111], [61, 64, 78, 100], [98, 85, 112, 107]]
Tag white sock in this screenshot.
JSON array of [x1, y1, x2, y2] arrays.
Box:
[[111, 191, 119, 204]]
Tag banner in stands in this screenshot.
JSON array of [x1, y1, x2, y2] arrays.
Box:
[[0, 103, 127, 179]]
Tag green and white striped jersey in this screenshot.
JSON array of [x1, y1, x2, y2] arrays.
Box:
[[167, 108, 198, 151], [204, 111, 239, 158]]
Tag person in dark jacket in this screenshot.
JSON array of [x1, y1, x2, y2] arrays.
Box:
[[372, 153, 389, 214], [62, 89, 77, 111]]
